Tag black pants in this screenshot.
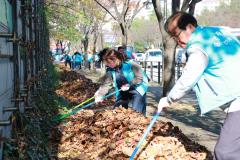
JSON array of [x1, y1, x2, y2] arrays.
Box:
[[74, 62, 81, 69], [65, 60, 72, 69], [114, 90, 146, 116]]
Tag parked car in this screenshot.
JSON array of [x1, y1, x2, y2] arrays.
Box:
[[134, 52, 145, 61], [145, 49, 163, 66]]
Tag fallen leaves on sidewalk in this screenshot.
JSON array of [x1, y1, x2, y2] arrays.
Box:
[[55, 67, 115, 107], [49, 66, 212, 159], [49, 108, 212, 160]]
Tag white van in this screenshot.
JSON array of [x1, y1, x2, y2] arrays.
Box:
[[145, 49, 163, 66]]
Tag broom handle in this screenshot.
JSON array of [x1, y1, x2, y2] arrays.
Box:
[[72, 96, 95, 110], [129, 111, 161, 160], [69, 89, 121, 116]]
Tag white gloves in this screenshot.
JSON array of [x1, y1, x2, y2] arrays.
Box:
[[94, 90, 103, 103], [121, 84, 130, 91], [95, 96, 103, 103], [158, 97, 170, 112]]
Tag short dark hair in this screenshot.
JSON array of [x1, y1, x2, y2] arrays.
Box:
[[164, 11, 198, 33], [98, 48, 127, 62], [117, 46, 125, 51], [98, 48, 109, 62]]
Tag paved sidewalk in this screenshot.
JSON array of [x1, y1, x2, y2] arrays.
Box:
[[78, 68, 226, 153]]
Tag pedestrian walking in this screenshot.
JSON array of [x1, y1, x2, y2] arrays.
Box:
[[87, 52, 93, 70], [72, 51, 83, 70], [64, 52, 72, 69]]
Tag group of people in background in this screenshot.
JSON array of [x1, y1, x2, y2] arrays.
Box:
[[63, 50, 97, 70], [62, 46, 135, 71]]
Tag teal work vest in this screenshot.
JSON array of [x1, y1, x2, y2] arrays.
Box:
[[187, 26, 240, 114], [74, 54, 83, 62], [111, 60, 148, 97]]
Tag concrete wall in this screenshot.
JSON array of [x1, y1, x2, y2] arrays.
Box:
[[0, 0, 15, 158], [0, 0, 48, 158]]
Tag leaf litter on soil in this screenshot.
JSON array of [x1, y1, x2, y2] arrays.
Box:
[[49, 65, 212, 160]]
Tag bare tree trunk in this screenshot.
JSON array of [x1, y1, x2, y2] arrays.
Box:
[[181, 0, 201, 14], [121, 33, 127, 46], [162, 42, 177, 96], [93, 32, 98, 53], [153, 0, 177, 96], [100, 32, 104, 49], [172, 0, 180, 13], [82, 37, 89, 52], [81, 26, 90, 52], [120, 23, 127, 46], [153, 0, 201, 96]]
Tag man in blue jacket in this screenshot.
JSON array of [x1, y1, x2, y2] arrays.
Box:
[[158, 12, 240, 160], [64, 52, 72, 69], [72, 51, 83, 70]]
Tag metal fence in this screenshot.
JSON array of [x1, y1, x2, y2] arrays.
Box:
[[82, 60, 184, 85], [142, 61, 184, 85], [0, 0, 48, 158]]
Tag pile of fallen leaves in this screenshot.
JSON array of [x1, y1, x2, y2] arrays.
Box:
[[48, 66, 213, 159], [55, 68, 114, 107], [50, 108, 212, 160]]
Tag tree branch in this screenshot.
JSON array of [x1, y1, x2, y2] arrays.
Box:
[[127, 0, 148, 28], [94, 0, 117, 21], [123, 0, 130, 22], [181, 0, 191, 11]]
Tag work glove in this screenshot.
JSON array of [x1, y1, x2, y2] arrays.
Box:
[[121, 84, 130, 91], [94, 90, 103, 103], [157, 97, 170, 112], [95, 96, 103, 104]]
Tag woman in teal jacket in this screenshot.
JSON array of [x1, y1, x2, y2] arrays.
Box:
[[94, 48, 148, 115]]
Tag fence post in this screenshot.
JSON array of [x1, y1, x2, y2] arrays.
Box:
[[158, 62, 161, 84], [144, 61, 147, 73], [176, 63, 182, 79], [150, 62, 153, 80]]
